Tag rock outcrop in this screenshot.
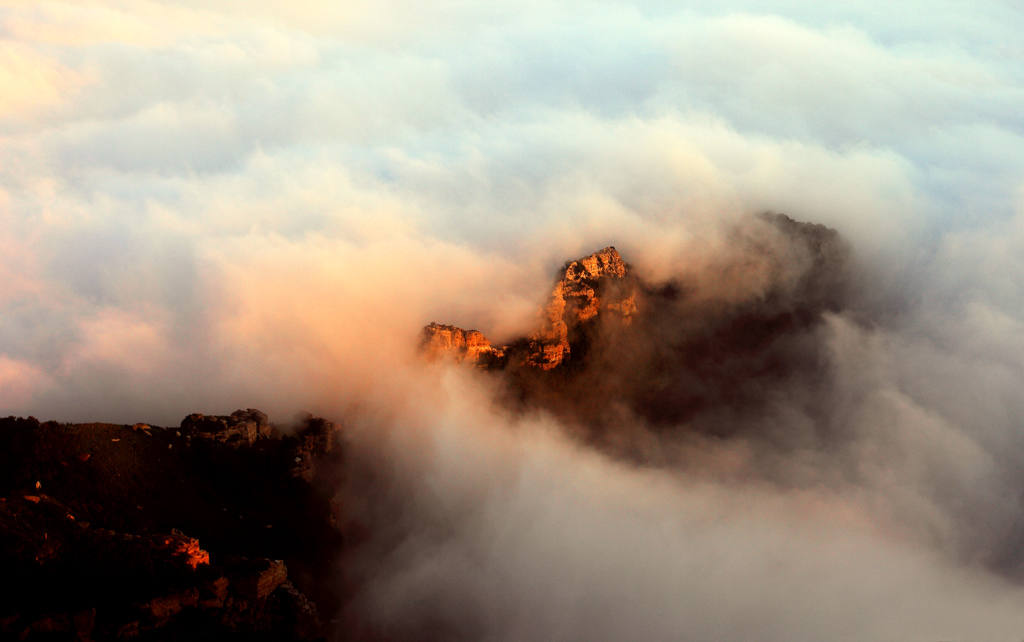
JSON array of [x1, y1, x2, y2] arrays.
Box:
[[423, 246, 637, 370], [421, 323, 505, 366], [288, 414, 342, 483], [179, 408, 270, 447], [525, 246, 636, 369]]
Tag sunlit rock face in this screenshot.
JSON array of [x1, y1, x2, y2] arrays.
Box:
[[423, 246, 638, 371], [421, 323, 505, 366], [527, 246, 637, 369]]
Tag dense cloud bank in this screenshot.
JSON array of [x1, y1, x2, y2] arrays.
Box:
[[2, 1, 1024, 640], [335, 214, 1024, 640]]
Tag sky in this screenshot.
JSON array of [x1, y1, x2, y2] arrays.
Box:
[[2, 1, 1024, 640]]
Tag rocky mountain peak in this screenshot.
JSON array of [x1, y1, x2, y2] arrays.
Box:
[[562, 246, 626, 282], [421, 214, 852, 388], [529, 246, 635, 369], [422, 246, 637, 370]]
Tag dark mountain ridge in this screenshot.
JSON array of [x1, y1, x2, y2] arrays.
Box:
[[0, 412, 345, 641]]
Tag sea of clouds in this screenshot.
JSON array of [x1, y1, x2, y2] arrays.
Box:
[[2, 2, 1024, 639]]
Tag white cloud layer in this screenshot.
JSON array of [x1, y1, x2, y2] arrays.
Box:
[[2, 1, 1024, 638]]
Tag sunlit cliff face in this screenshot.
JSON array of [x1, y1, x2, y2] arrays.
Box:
[[2, 2, 1024, 640]]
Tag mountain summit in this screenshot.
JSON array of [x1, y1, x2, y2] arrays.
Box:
[[528, 246, 636, 369], [423, 246, 637, 370], [422, 214, 856, 437]]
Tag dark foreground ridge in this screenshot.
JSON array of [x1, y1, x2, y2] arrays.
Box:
[[0, 411, 344, 641]]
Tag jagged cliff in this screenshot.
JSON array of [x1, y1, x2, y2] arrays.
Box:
[[423, 246, 637, 370], [421, 323, 504, 366], [525, 246, 636, 369]]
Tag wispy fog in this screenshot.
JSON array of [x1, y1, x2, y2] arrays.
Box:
[[2, 1, 1024, 639]]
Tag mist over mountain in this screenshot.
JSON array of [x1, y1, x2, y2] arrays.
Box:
[[3, 1, 1024, 640], [6, 213, 1024, 640], [429, 214, 856, 441], [336, 216, 1024, 641]]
